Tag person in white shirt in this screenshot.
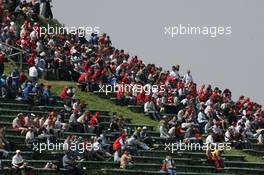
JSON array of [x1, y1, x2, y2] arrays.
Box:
[[183, 70, 193, 83], [144, 98, 161, 120], [29, 65, 38, 83], [257, 131, 264, 144], [25, 128, 34, 145], [160, 121, 170, 138], [197, 109, 208, 133], [169, 65, 180, 79], [12, 150, 33, 175], [205, 133, 215, 144], [12, 150, 24, 168]]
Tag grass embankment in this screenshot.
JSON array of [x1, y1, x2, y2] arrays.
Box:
[[40, 80, 159, 130]]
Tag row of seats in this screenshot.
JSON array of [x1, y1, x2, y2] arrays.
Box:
[[0, 101, 264, 175]]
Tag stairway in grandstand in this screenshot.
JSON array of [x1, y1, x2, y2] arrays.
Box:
[[0, 99, 264, 175]]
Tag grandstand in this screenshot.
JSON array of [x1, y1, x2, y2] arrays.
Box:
[[0, 1, 264, 175]]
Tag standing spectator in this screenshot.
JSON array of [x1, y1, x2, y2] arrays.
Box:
[[29, 65, 38, 83], [183, 70, 193, 83], [45, 0, 53, 19], [39, 0, 47, 17]]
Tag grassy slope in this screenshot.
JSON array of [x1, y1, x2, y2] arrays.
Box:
[[40, 79, 159, 129], [225, 149, 264, 163]]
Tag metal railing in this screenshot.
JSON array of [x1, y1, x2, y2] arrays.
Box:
[[0, 41, 26, 71]]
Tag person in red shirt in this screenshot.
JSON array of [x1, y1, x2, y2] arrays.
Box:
[[59, 86, 69, 100], [90, 112, 100, 126], [90, 112, 100, 134], [113, 132, 127, 162], [19, 71, 28, 84]]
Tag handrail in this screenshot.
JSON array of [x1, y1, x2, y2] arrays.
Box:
[[0, 41, 26, 71], [0, 41, 25, 53]]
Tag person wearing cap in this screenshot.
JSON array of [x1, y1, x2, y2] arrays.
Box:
[[139, 126, 154, 147]]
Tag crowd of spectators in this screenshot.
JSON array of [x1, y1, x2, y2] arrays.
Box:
[[0, 0, 263, 175]]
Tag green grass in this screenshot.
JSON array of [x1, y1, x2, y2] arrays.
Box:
[[40, 80, 159, 130], [225, 148, 264, 163]]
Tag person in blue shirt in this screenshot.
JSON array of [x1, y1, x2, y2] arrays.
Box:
[[22, 82, 33, 101]]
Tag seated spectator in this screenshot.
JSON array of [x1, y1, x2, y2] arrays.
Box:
[[197, 108, 208, 133], [159, 120, 170, 139], [90, 112, 101, 134], [25, 127, 35, 146], [42, 84, 55, 105], [12, 113, 28, 133], [113, 132, 127, 162], [139, 126, 154, 147], [69, 109, 80, 132], [92, 137, 111, 161], [210, 149, 224, 170], [62, 152, 83, 175], [144, 97, 161, 120], [120, 150, 133, 169], [77, 111, 91, 132], [0, 127, 9, 158], [97, 131, 111, 153], [257, 130, 264, 144], [126, 134, 149, 156], [161, 153, 177, 175], [44, 162, 57, 169], [12, 150, 33, 175]]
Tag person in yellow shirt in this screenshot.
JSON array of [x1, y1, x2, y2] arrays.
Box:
[[120, 150, 133, 169]]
